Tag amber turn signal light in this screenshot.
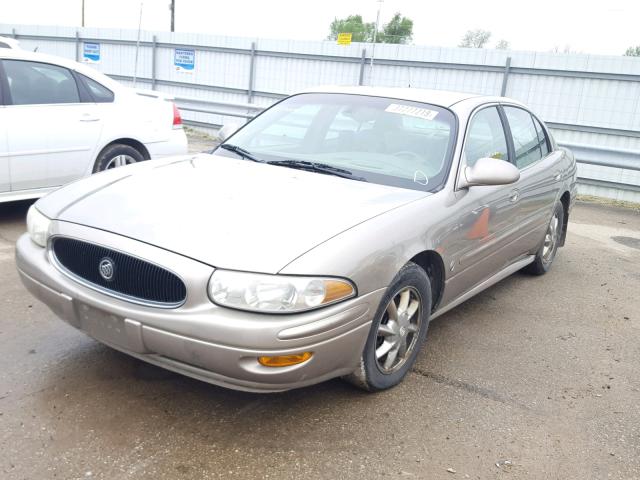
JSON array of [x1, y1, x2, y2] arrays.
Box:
[[258, 352, 313, 367]]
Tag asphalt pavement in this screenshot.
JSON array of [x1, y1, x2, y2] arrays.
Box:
[[0, 191, 638, 479]]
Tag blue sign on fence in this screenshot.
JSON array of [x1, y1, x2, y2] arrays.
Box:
[[174, 48, 195, 73], [83, 42, 100, 63]]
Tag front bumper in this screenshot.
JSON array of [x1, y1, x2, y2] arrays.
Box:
[[15, 223, 384, 392]]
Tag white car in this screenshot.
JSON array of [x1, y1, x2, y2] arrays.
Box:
[[0, 36, 21, 50], [0, 49, 188, 203]]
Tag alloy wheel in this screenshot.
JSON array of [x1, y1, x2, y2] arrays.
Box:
[[542, 212, 560, 264], [374, 286, 422, 373], [104, 154, 137, 169]]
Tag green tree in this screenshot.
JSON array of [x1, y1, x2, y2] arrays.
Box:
[[379, 12, 413, 44], [459, 29, 492, 48], [624, 46, 640, 56], [495, 39, 510, 50], [328, 15, 375, 43]]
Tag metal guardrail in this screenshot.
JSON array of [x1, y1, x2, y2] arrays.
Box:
[[173, 98, 640, 191], [175, 95, 262, 120]]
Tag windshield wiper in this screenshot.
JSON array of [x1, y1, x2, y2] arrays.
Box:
[[219, 144, 265, 163], [267, 160, 366, 182]]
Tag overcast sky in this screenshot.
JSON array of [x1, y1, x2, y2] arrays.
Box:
[[1, 0, 638, 56]]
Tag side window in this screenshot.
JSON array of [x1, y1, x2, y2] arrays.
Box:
[[3, 60, 80, 105], [79, 74, 114, 103], [503, 107, 543, 169], [464, 107, 509, 166], [532, 116, 550, 157]]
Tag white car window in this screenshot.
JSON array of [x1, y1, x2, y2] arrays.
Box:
[[79, 73, 114, 103], [4, 60, 80, 105]]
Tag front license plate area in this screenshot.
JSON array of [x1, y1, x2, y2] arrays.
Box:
[[76, 302, 127, 347]]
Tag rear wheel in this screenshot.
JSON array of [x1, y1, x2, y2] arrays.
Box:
[[93, 144, 145, 173], [344, 262, 431, 391], [524, 202, 564, 275]]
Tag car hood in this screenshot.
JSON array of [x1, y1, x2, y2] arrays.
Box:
[[39, 154, 427, 273]]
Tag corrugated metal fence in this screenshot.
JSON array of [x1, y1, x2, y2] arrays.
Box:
[[2, 24, 639, 202]]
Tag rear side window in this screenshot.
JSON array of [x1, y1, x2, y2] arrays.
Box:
[[0, 42, 10, 49], [464, 107, 509, 166], [503, 107, 543, 169], [79, 74, 114, 103], [3, 60, 80, 105], [532, 116, 550, 157]]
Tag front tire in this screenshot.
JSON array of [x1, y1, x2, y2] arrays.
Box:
[[524, 202, 564, 275], [93, 144, 145, 173], [344, 262, 431, 392]]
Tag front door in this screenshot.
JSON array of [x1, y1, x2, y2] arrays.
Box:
[[439, 105, 522, 305]]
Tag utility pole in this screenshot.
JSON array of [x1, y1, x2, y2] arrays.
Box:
[[369, 0, 383, 84], [133, 2, 143, 87], [81, 0, 85, 27], [170, 0, 175, 32]]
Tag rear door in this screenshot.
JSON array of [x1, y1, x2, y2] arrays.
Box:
[[0, 62, 9, 193], [501, 106, 562, 252], [2, 59, 104, 191]]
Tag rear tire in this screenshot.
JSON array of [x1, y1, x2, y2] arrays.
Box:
[[344, 262, 431, 392], [93, 144, 145, 173], [523, 202, 564, 275]]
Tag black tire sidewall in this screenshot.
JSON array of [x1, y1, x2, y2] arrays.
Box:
[[362, 262, 432, 391], [94, 144, 145, 173]]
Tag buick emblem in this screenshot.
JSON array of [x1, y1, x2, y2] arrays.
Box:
[[98, 257, 115, 281]]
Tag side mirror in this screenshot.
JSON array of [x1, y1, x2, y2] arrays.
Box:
[[459, 157, 520, 188], [217, 123, 241, 143]]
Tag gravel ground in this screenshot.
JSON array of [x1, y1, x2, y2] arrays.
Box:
[[0, 141, 638, 479]]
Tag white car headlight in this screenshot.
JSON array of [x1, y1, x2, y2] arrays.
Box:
[[26, 206, 51, 248], [208, 270, 356, 313]]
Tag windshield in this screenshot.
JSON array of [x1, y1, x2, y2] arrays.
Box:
[[217, 93, 457, 192]]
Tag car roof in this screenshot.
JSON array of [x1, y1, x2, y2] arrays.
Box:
[[0, 48, 122, 91], [297, 85, 524, 110]]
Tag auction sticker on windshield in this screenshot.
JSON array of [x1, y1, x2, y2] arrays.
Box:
[[385, 103, 439, 121]]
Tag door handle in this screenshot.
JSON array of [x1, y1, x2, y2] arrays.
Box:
[[554, 170, 562, 181], [509, 189, 520, 203], [80, 114, 100, 122]]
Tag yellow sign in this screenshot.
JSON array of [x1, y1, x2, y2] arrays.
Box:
[[337, 33, 352, 46]]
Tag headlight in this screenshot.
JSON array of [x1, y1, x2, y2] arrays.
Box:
[[26, 206, 51, 248], [208, 270, 356, 313]]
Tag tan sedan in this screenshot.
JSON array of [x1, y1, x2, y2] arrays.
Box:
[[16, 87, 577, 392]]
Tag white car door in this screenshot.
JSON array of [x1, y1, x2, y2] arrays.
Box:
[[0, 104, 8, 194], [2, 59, 104, 191]]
